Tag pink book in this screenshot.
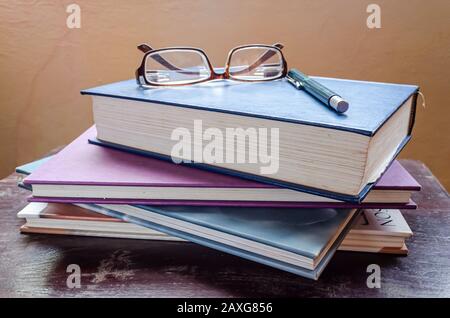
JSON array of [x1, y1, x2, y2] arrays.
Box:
[[24, 126, 420, 208]]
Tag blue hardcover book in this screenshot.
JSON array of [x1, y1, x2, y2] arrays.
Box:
[[89, 204, 359, 280], [82, 77, 418, 202]]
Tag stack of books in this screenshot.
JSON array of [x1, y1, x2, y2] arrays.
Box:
[[17, 76, 420, 279]]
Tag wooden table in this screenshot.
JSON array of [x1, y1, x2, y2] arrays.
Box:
[[0, 160, 449, 297]]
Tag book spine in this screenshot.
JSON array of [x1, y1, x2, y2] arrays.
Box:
[[408, 91, 419, 136]]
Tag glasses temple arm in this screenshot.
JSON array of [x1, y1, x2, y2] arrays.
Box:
[[137, 43, 154, 53]]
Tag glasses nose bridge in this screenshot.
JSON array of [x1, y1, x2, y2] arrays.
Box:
[[212, 71, 227, 80], [208, 52, 234, 80], [209, 54, 230, 80], [194, 49, 228, 80]]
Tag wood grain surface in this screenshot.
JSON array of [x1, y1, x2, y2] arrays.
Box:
[[0, 159, 449, 297]]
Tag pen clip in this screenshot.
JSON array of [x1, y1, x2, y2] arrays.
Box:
[[286, 75, 303, 90]]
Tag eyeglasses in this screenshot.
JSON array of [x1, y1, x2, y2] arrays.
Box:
[[135, 43, 287, 87]]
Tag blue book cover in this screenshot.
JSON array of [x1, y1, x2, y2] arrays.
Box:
[[81, 77, 417, 136], [93, 204, 359, 280], [82, 77, 418, 203]]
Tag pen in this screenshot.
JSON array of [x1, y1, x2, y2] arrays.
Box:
[[286, 68, 349, 113]]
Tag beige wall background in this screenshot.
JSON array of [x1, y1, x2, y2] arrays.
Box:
[[1, 0, 449, 189]]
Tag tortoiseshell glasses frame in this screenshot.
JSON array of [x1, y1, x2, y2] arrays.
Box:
[[135, 43, 287, 87]]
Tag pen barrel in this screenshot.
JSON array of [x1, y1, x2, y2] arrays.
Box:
[[288, 69, 336, 105]]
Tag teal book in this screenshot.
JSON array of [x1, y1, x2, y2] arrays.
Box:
[[90, 204, 359, 280], [82, 77, 418, 202]]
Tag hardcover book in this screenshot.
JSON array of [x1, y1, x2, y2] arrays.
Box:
[[22, 127, 420, 208], [17, 203, 412, 255], [81, 77, 419, 202], [89, 204, 359, 279]]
